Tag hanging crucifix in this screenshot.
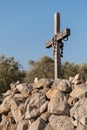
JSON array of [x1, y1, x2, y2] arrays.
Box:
[[45, 13, 71, 80]]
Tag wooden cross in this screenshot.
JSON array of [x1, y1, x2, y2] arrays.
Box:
[[45, 13, 71, 80]]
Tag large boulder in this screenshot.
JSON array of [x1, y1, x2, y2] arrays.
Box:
[[10, 98, 24, 123], [52, 79, 72, 93], [69, 83, 87, 105], [70, 98, 87, 126], [25, 92, 46, 119], [48, 90, 70, 116], [49, 115, 75, 130], [70, 83, 87, 99], [16, 83, 33, 97], [0, 95, 12, 114]]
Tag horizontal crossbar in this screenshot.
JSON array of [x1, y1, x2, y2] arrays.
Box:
[[45, 28, 70, 48], [45, 40, 54, 48], [56, 28, 70, 41]]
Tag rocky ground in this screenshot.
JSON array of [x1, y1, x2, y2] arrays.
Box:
[[0, 73, 87, 130]]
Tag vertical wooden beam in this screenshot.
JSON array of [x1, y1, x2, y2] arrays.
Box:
[[54, 13, 61, 79], [54, 13, 60, 35]]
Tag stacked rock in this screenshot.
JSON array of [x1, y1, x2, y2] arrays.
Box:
[[0, 74, 87, 130]]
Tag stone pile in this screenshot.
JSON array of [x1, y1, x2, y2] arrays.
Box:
[[0, 74, 87, 130]]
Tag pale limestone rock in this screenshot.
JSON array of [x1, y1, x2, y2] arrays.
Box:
[[10, 99, 24, 123], [17, 120, 29, 130], [52, 79, 72, 93], [16, 83, 32, 97], [0, 95, 12, 114], [69, 76, 74, 83], [69, 83, 87, 105], [72, 73, 83, 85], [72, 73, 80, 83], [0, 112, 16, 130], [46, 88, 58, 99], [34, 78, 53, 89], [70, 98, 87, 126], [49, 115, 75, 130], [25, 93, 46, 119], [34, 77, 38, 84], [2, 89, 12, 97], [70, 83, 87, 98], [28, 118, 46, 130], [40, 101, 48, 114], [40, 112, 50, 122], [13, 93, 27, 103], [68, 96, 74, 106], [48, 90, 70, 116]]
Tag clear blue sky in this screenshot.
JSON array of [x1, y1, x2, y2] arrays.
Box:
[[0, 1, 87, 69]]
